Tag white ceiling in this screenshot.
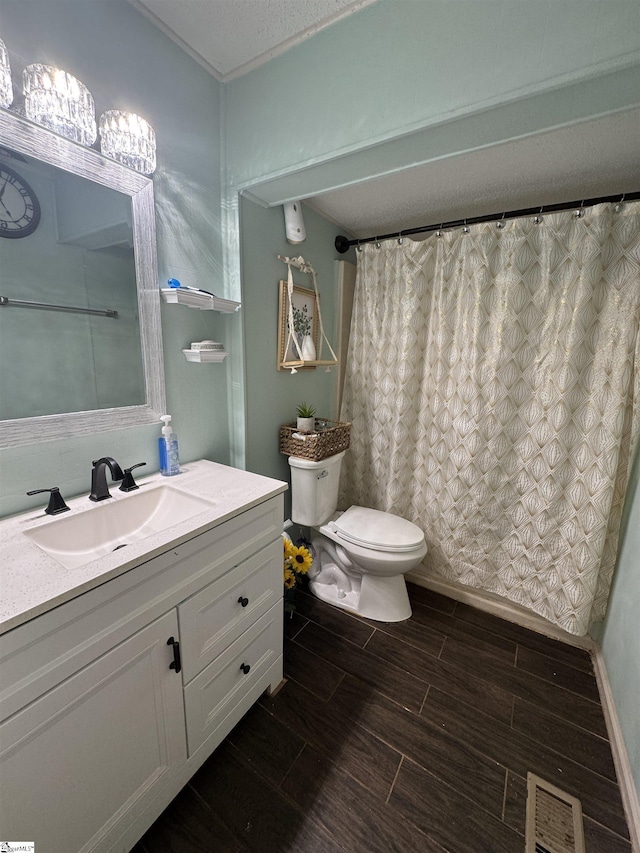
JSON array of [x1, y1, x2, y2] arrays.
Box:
[[130, 0, 378, 81], [306, 109, 640, 239], [131, 0, 639, 240]]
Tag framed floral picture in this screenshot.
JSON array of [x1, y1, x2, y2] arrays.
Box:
[[277, 280, 319, 370]]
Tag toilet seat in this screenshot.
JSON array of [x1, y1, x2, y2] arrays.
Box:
[[327, 506, 425, 553]]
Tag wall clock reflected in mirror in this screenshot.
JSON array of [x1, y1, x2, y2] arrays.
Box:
[[0, 162, 41, 238]]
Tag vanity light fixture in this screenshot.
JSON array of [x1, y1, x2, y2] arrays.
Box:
[[0, 39, 12, 108], [99, 110, 156, 174], [23, 64, 97, 146]]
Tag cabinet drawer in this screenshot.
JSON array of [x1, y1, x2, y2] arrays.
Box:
[[178, 539, 281, 683], [184, 604, 282, 756]]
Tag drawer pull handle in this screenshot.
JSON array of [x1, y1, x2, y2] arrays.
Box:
[[167, 636, 182, 674], [240, 662, 251, 675], [238, 596, 249, 608]]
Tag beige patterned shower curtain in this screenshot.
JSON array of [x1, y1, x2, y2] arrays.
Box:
[[340, 202, 640, 635]]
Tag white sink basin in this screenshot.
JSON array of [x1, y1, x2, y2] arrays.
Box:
[[25, 485, 216, 569]]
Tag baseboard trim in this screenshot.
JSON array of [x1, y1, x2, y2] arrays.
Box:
[[592, 648, 640, 853], [407, 569, 594, 650]]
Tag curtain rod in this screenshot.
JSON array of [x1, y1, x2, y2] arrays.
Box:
[[334, 191, 640, 254]]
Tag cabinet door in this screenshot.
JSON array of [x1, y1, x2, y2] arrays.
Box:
[[0, 610, 187, 853]]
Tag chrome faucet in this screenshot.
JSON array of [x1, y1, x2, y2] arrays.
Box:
[[90, 457, 124, 502]]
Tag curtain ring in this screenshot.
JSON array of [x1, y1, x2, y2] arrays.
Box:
[[462, 219, 470, 234], [496, 213, 506, 229], [397, 232, 403, 245], [435, 225, 444, 237], [375, 238, 381, 248], [574, 201, 585, 218], [356, 241, 363, 253], [614, 193, 625, 213], [533, 207, 543, 225]]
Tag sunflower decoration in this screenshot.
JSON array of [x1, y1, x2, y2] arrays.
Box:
[[289, 544, 313, 575], [283, 536, 313, 612], [284, 536, 296, 564]]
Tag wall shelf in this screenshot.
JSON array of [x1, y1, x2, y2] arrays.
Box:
[[182, 349, 228, 363], [279, 359, 337, 369], [160, 288, 240, 313], [277, 255, 338, 373]]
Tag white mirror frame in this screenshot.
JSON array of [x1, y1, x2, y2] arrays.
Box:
[[0, 108, 166, 448]]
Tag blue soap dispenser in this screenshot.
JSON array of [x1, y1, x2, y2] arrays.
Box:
[[159, 414, 180, 476]]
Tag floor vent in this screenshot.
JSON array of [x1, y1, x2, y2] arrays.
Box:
[[525, 773, 586, 853]]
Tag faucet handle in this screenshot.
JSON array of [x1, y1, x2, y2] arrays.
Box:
[[27, 487, 70, 516], [120, 462, 147, 493]]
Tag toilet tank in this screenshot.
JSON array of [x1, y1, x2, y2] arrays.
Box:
[[288, 451, 345, 527]]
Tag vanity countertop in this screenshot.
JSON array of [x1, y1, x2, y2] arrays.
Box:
[[0, 460, 287, 635]]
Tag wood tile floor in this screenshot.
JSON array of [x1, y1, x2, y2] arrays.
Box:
[[134, 584, 632, 853]]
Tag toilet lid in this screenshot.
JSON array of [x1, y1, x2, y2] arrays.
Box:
[[329, 506, 425, 553]]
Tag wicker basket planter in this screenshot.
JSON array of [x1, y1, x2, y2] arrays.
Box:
[[279, 419, 351, 461]]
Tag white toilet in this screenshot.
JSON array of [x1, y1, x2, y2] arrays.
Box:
[[288, 451, 427, 622]]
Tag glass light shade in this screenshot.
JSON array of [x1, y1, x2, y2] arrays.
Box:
[[0, 39, 12, 108], [99, 110, 156, 174], [23, 64, 96, 145]]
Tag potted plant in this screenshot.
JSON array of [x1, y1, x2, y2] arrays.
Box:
[[296, 401, 316, 433]]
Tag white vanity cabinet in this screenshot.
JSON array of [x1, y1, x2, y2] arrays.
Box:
[[0, 483, 285, 853]]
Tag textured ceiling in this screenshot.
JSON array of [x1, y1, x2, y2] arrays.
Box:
[[130, 0, 377, 81], [305, 109, 640, 239]]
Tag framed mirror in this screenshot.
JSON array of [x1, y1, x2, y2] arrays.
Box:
[[0, 108, 165, 448]]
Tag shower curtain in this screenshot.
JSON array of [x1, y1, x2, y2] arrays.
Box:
[[340, 202, 640, 635]]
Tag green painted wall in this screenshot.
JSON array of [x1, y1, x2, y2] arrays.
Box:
[[0, 0, 230, 516], [602, 448, 640, 798], [225, 0, 640, 197], [240, 196, 350, 511]]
